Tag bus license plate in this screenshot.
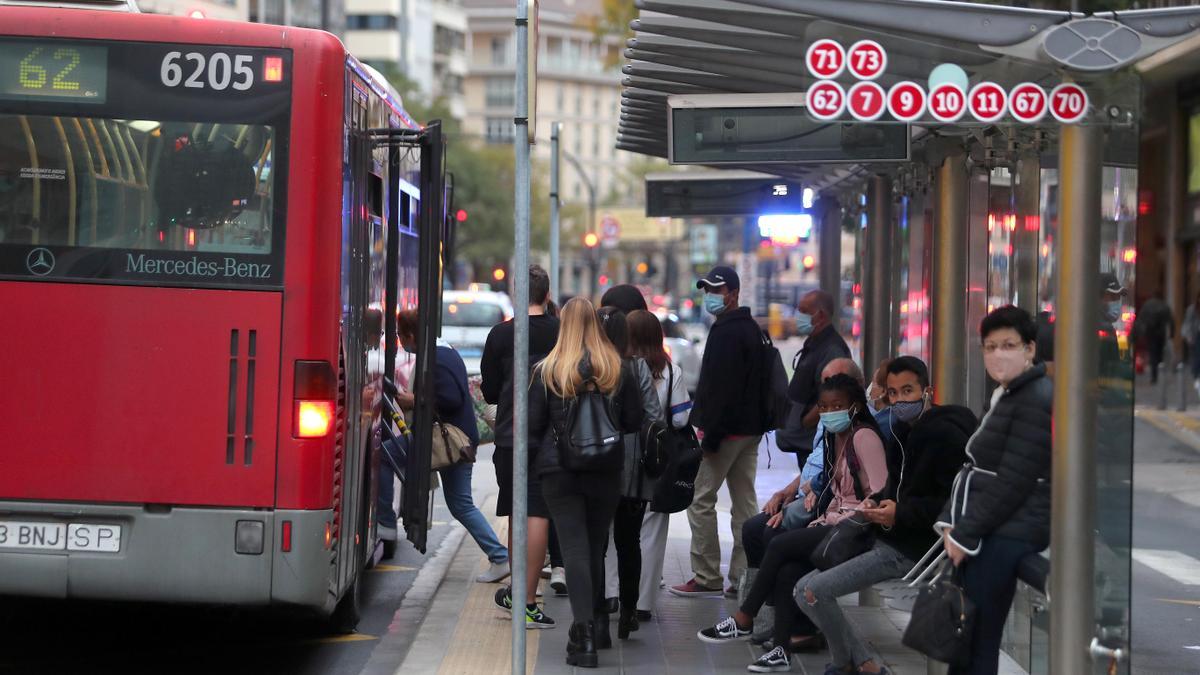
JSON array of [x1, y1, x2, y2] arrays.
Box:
[[0, 521, 122, 553]]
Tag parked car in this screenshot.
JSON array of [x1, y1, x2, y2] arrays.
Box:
[[441, 290, 514, 375], [660, 313, 702, 395]]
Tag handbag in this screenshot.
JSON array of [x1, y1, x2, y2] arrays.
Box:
[[640, 365, 678, 479], [430, 416, 475, 470], [809, 514, 875, 570], [902, 560, 976, 667]]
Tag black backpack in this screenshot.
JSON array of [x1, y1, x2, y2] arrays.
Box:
[[648, 365, 703, 513], [554, 378, 624, 473], [639, 364, 677, 479], [760, 332, 791, 432]]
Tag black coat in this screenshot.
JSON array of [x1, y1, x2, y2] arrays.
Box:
[[873, 404, 977, 562], [939, 364, 1053, 553], [689, 306, 767, 451], [528, 359, 644, 477]]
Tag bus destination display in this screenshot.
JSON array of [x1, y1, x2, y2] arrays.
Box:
[[0, 41, 107, 103]]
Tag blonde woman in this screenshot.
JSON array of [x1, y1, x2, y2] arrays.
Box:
[[529, 297, 644, 668]]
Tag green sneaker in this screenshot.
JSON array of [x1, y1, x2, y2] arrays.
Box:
[[525, 604, 555, 629]]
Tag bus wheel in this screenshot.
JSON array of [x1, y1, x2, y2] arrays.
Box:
[[329, 574, 362, 634]]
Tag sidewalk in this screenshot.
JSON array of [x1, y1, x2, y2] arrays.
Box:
[[399, 441, 1023, 675]]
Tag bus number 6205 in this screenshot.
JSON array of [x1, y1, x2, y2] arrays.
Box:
[[161, 51, 253, 91]]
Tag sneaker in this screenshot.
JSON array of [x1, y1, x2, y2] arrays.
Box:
[[494, 586, 513, 612], [697, 616, 753, 644], [748, 646, 792, 672], [525, 604, 556, 629], [540, 565, 552, 580], [668, 579, 723, 597], [636, 610, 652, 622], [476, 560, 511, 583], [550, 567, 568, 596], [724, 585, 738, 598]]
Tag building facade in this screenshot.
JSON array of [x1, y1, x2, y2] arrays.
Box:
[[136, 0, 344, 32], [344, 0, 468, 119], [463, 0, 635, 208]]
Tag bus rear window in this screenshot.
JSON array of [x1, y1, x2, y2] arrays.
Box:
[[0, 115, 278, 283]]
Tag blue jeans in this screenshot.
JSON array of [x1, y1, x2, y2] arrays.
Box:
[[377, 460, 509, 565]]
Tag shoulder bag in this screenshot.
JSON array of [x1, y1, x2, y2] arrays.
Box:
[[430, 373, 477, 470], [902, 559, 976, 667], [809, 428, 876, 570]]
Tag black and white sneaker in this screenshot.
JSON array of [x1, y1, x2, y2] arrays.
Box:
[[697, 616, 753, 644], [748, 646, 792, 672], [494, 586, 513, 613]]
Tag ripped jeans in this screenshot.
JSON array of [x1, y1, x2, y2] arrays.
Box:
[[795, 540, 914, 669]]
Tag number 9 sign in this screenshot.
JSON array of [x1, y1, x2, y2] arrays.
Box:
[[1050, 83, 1089, 124], [887, 81, 926, 122], [928, 83, 966, 123], [806, 80, 846, 121]]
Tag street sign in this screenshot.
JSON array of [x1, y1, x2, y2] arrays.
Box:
[[847, 40, 887, 80], [600, 215, 620, 249], [1009, 83, 1048, 124], [805, 39, 845, 79], [929, 83, 966, 122], [887, 81, 926, 122], [1050, 82, 1089, 124], [848, 81, 887, 121], [968, 81, 1008, 123], [806, 80, 846, 121]]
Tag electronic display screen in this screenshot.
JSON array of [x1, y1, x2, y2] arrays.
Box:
[[0, 41, 107, 103]]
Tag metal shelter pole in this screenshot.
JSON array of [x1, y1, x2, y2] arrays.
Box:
[[550, 122, 561, 301], [1050, 122, 1101, 675], [818, 196, 842, 312], [864, 174, 893, 373], [511, 0, 531, 669], [933, 150, 968, 405], [1013, 150, 1041, 313]]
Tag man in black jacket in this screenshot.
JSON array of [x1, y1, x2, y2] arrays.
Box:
[[670, 266, 767, 597], [778, 290, 851, 467], [795, 356, 977, 674]]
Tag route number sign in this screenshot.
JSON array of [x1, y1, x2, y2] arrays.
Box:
[[805, 39, 845, 79], [806, 80, 846, 121], [887, 81, 926, 122], [848, 81, 886, 121], [968, 82, 1008, 123], [1050, 83, 1089, 124], [847, 40, 887, 80], [1009, 83, 1048, 124], [928, 83, 966, 122]]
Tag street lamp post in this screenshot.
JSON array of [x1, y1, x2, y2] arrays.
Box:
[[561, 149, 598, 297]]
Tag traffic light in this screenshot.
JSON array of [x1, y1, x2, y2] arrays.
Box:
[[493, 267, 506, 282], [491, 266, 508, 292], [456, 209, 468, 223], [636, 262, 649, 275], [802, 254, 815, 270], [584, 232, 600, 248]]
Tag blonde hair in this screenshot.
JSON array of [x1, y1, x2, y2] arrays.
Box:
[[539, 297, 622, 398]]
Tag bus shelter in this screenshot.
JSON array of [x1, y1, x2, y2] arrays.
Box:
[[613, 1, 1200, 672]]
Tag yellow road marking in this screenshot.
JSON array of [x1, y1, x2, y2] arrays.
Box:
[[305, 633, 378, 644], [371, 564, 417, 572], [1157, 598, 1200, 607]]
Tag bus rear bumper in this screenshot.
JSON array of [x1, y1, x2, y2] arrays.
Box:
[[0, 502, 335, 612]]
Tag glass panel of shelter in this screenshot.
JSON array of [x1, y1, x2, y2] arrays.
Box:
[[800, 18, 1139, 673]]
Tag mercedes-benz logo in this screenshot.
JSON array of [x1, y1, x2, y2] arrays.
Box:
[[26, 247, 55, 276]]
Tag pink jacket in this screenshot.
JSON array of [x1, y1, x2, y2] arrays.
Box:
[[813, 427, 889, 526]]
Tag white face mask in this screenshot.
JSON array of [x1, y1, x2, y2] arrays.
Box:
[[983, 346, 1032, 385]]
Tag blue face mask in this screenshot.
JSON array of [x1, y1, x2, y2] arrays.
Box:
[[1104, 300, 1122, 323], [796, 312, 814, 336], [890, 398, 926, 424], [704, 293, 727, 316], [820, 409, 853, 433]]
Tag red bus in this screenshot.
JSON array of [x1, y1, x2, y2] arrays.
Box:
[[0, 8, 445, 629]]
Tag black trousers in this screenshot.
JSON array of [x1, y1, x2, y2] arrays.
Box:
[[949, 535, 1041, 675], [742, 510, 786, 569], [549, 523, 565, 568], [739, 525, 828, 645], [611, 498, 647, 610], [543, 470, 622, 623]]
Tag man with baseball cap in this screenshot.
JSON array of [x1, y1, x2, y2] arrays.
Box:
[[671, 265, 768, 597], [1034, 271, 1128, 375]]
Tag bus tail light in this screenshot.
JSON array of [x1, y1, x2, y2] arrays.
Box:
[[324, 522, 333, 549], [293, 360, 335, 438], [295, 400, 334, 438], [281, 520, 293, 552]]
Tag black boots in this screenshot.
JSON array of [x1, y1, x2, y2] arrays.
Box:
[[566, 621, 598, 668], [593, 612, 613, 649], [617, 604, 639, 640]]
